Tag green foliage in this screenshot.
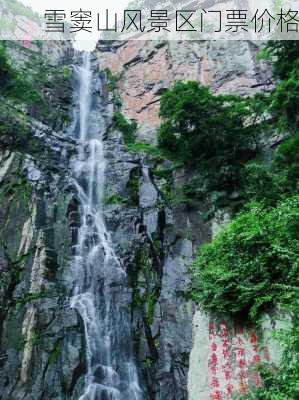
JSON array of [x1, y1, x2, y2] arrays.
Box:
[[48, 340, 62, 364], [145, 291, 157, 325], [269, 64, 299, 131], [274, 132, 299, 178], [0, 0, 40, 20], [157, 81, 261, 199], [158, 81, 258, 166], [112, 112, 137, 145], [104, 191, 128, 206], [0, 44, 16, 91], [0, 43, 42, 106], [127, 168, 140, 206], [185, 41, 299, 398], [104, 68, 122, 92], [130, 245, 160, 328], [0, 42, 72, 131], [127, 142, 165, 161], [243, 133, 299, 204], [0, 16, 15, 31], [243, 162, 283, 204], [258, 41, 299, 132], [261, 41, 299, 80], [190, 196, 299, 321], [61, 66, 72, 79], [15, 291, 49, 308], [241, 301, 299, 400]]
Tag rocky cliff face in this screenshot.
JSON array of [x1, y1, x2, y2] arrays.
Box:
[[0, 42, 88, 400], [97, 40, 273, 139], [96, 39, 276, 400], [0, 38, 278, 400]]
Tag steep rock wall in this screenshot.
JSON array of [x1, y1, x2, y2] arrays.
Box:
[[0, 38, 279, 400], [0, 42, 87, 400], [95, 39, 278, 400], [97, 40, 272, 139]]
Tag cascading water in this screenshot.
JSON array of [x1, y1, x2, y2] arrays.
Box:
[[70, 52, 144, 400]]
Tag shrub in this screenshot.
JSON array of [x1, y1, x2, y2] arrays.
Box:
[[158, 81, 258, 167], [0, 44, 16, 91], [241, 300, 299, 400], [104, 68, 122, 92], [190, 196, 299, 321], [274, 133, 299, 181], [269, 65, 299, 131], [242, 133, 299, 205], [258, 41, 299, 131], [0, 43, 42, 106], [112, 112, 137, 145], [262, 41, 299, 80]]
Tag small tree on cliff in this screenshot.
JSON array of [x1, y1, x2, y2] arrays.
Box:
[[157, 81, 257, 168]]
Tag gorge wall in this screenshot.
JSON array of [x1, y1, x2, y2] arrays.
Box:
[[97, 39, 282, 400], [0, 38, 283, 400]]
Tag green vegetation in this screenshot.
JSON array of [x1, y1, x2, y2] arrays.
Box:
[[0, 43, 41, 105], [184, 41, 299, 399], [269, 65, 299, 131], [260, 41, 299, 131], [127, 142, 165, 161], [130, 246, 160, 326], [112, 112, 137, 145], [156, 81, 263, 199], [158, 81, 258, 166], [127, 168, 140, 207], [154, 42, 299, 207], [262, 41, 299, 80], [190, 196, 299, 321], [0, 16, 15, 31], [104, 190, 128, 206], [48, 340, 62, 364], [244, 133, 299, 205], [0, 0, 39, 21], [15, 291, 49, 307], [104, 67, 122, 109], [104, 68, 122, 92], [0, 42, 72, 134], [251, 311, 299, 400]]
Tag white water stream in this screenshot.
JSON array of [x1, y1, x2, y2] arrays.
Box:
[[70, 53, 144, 400]]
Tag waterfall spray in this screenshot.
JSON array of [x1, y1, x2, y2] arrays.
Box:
[[70, 52, 144, 400]]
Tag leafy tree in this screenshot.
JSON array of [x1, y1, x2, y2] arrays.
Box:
[[259, 41, 299, 131], [112, 112, 137, 145], [263, 41, 299, 80], [274, 132, 299, 180], [269, 64, 299, 130], [243, 133, 299, 205], [158, 81, 257, 166], [190, 196, 299, 321], [0, 45, 12, 83], [0, 43, 41, 105]]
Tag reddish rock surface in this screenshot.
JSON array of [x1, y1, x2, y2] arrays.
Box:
[[97, 40, 272, 133]]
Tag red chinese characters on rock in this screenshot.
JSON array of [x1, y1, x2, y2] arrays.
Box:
[[220, 322, 234, 398], [263, 346, 271, 362], [234, 325, 249, 395], [209, 323, 223, 399], [208, 321, 271, 398], [250, 331, 263, 387]]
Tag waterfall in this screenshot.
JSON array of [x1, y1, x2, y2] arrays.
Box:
[[70, 52, 144, 400]]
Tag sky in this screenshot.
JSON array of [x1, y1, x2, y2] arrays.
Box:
[[20, 0, 131, 50], [16, 0, 299, 47], [21, 0, 131, 14]]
